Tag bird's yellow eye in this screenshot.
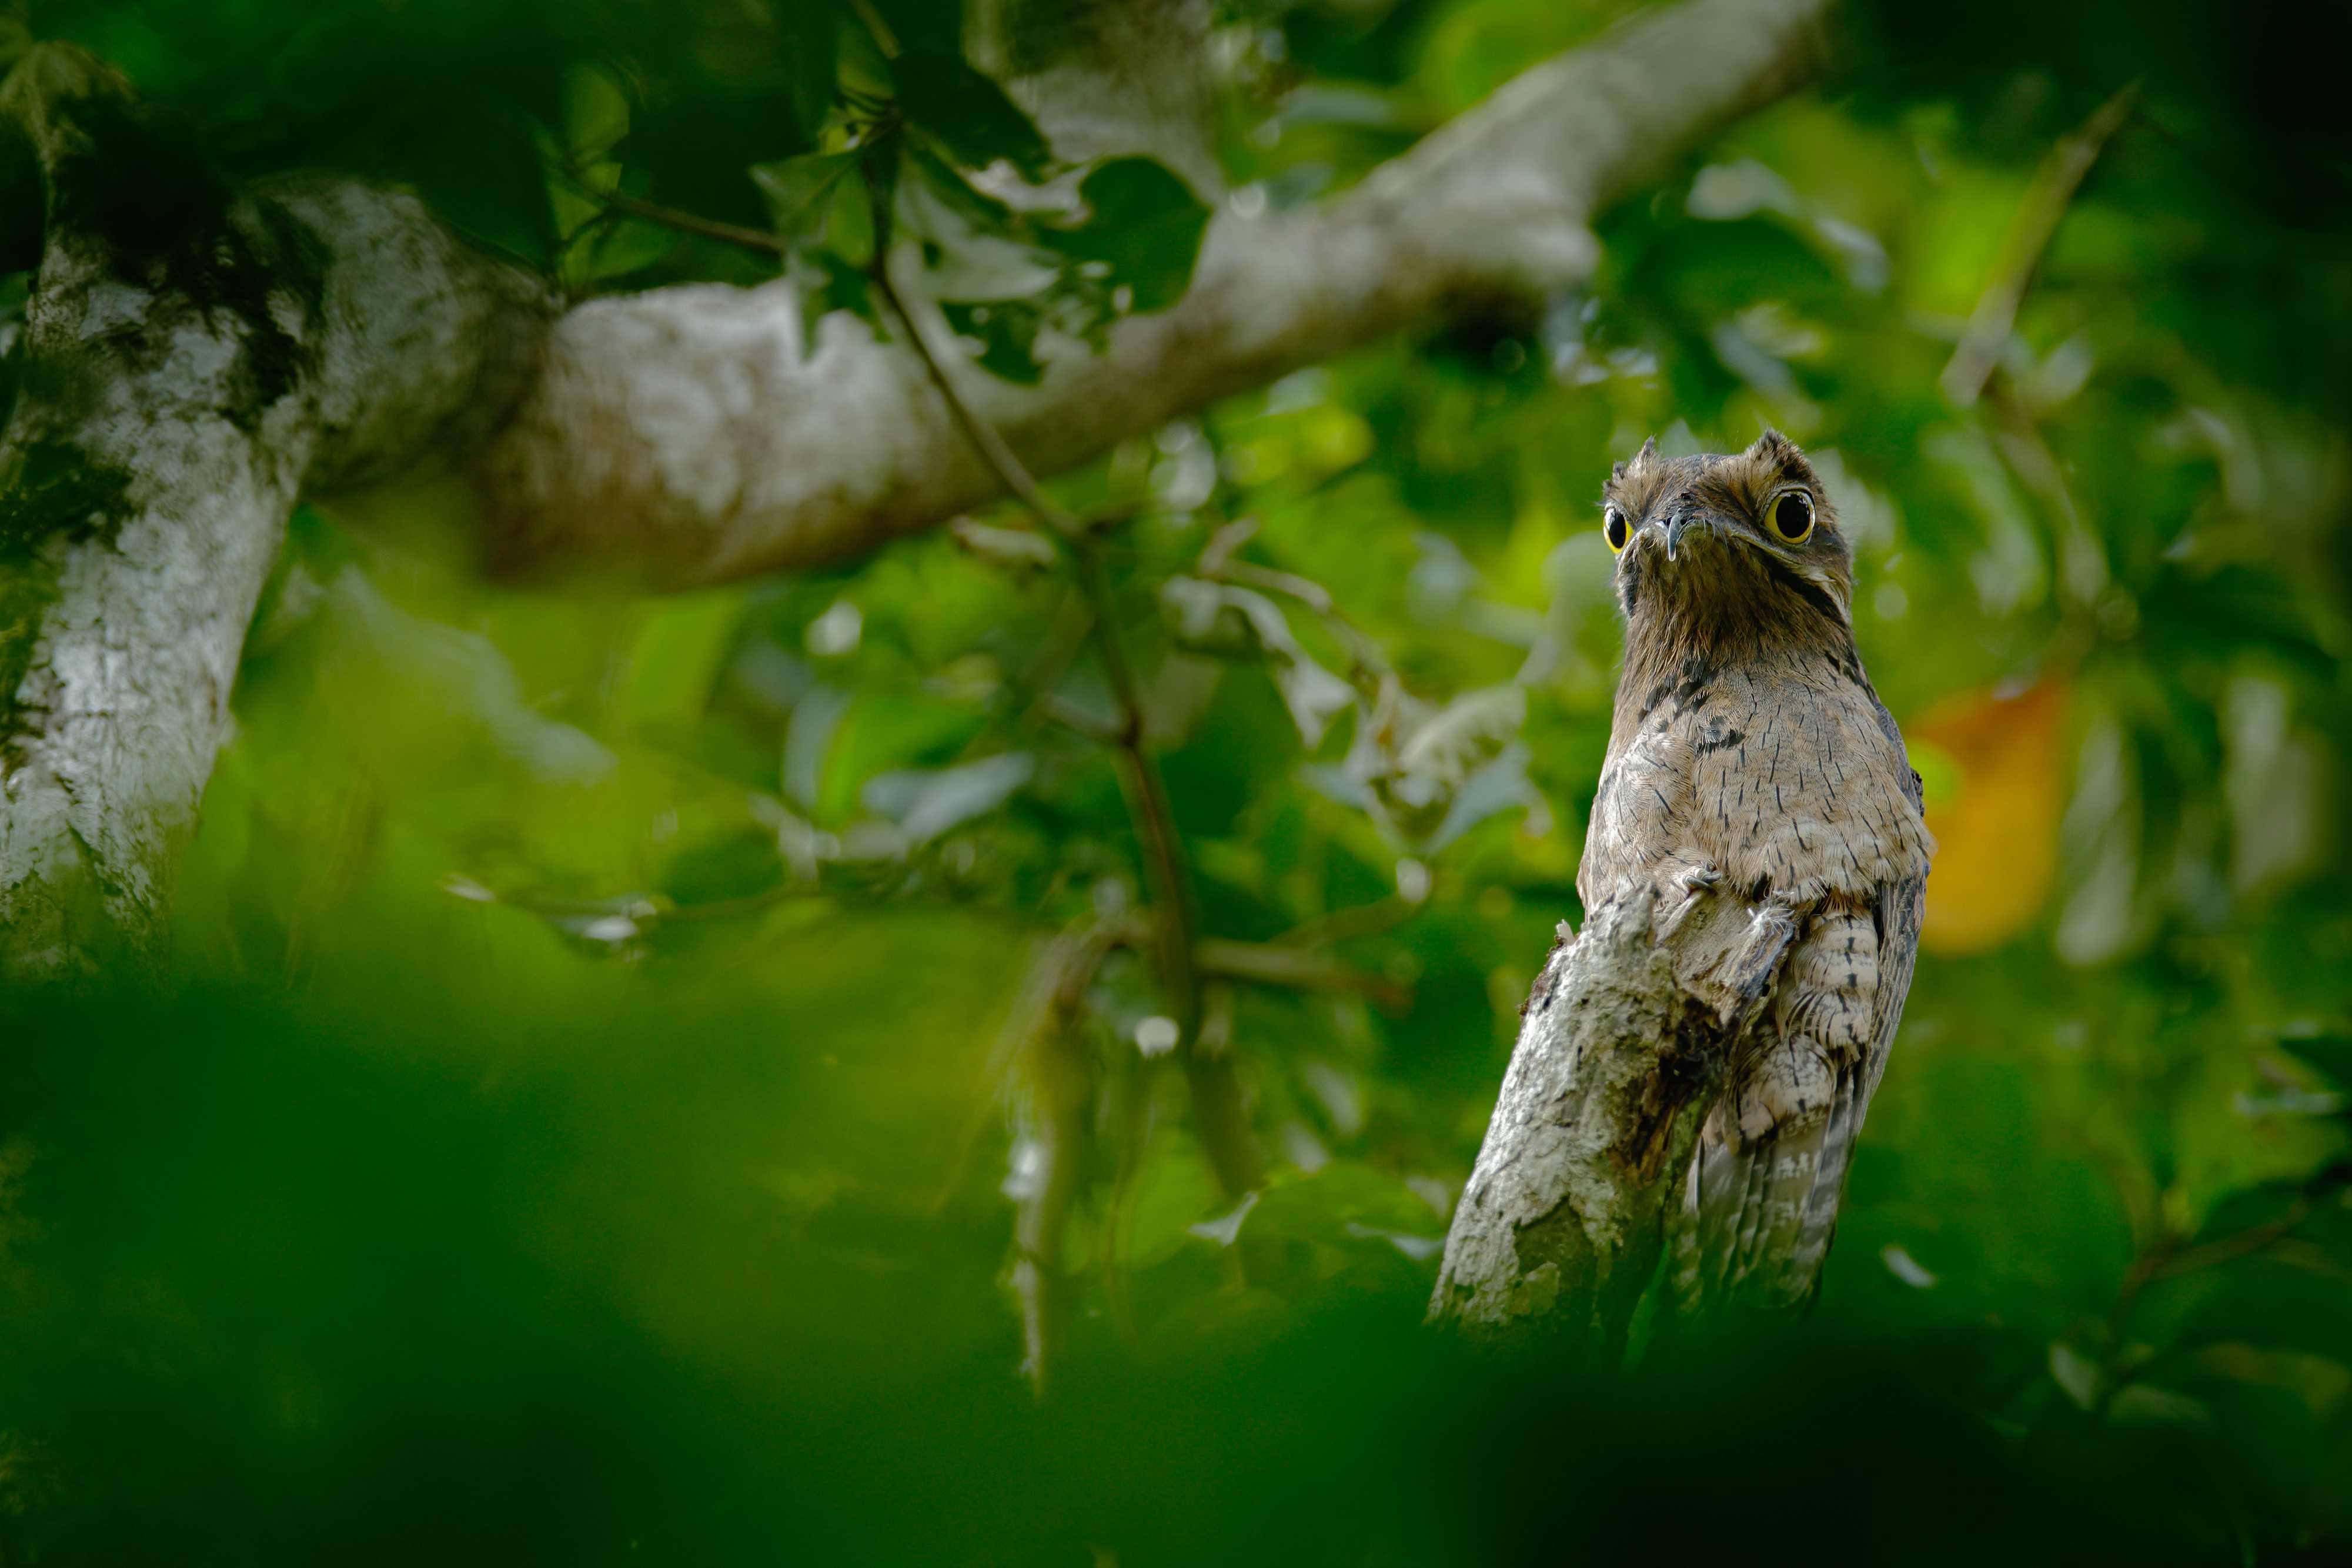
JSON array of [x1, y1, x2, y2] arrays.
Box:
[[1603, 505, 1629, 553], [1769, 489, 1815, 544]]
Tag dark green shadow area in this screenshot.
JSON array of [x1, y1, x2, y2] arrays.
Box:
[[0, 985, 2288, 1566]]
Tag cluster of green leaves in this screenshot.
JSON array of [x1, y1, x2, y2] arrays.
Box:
[[746, 44, 1208, 378], [3, 0, 2350, 1559], [18, 0, 1209, 381]]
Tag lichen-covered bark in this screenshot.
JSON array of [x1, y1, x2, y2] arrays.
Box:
[[1430, 880, 1798, 1359], [0, 49, 547, 977], [1431, 891, 1712, 1360]]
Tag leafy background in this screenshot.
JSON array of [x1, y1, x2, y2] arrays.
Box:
[[1, 0, 2348, 1560]]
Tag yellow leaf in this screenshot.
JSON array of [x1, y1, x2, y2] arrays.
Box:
[[1910, 680, 2068, 954]]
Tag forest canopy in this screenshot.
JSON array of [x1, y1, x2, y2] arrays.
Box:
[[0, 0, 2347, 1560]]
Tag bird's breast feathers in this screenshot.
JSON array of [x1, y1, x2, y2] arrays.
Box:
[[1581, 655, 1932, 910]]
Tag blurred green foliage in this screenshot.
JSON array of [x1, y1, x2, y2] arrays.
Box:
[[1, 0, 2349, 1560]]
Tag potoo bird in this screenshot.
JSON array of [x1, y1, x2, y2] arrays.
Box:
[[1579, 431, 1934, 1309]]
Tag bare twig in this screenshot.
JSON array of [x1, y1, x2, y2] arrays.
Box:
[[1193, 516, 1390, 683], [998, 914, 1140, 1397], [848, 0, 902, 58], [858, 172, 1263, 1198], [1990, 400, 2094, 576], [1269, 896, 1419, 951], [863, 176, 1084, 539], [1940, 83, 2139, 408], [1218, 559, 1333, 614], [573, 177, 794, 258], [927, 862, 1088, 1213], [2108, 1198, 2313, 1340], [1197, 515, 1261, 576], [1018, 588, 1097, 700], [1069, 527, 1264, 1195], [1038, 692, 1125, 746], [1195, 938, 1410, 1009]]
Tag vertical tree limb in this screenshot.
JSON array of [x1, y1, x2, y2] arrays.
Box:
[[0, 46, 548, 978], [1431, 880, 1795, 1359]]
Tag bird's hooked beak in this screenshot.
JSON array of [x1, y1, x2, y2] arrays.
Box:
[[1658, 506, 1700, 563]]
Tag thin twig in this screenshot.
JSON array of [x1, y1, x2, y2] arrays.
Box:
[[1195, 938, 1411, 1009], [848, 0, 901, 58], [1269, 895, 1419, 951], [578, 179, 793, 257], [1101, 1039, 1148, 1343], [2149, 1203, 2312, 1282], [1006, 916, 1134, 1398], [927, 865, 1095, 1216], [1220, 558, 1333, 613], [1194, 516, 1391, 682], [1198, 515, 1261, 576], [857, 166, 1262, 1198], [860, 173, 1083, 538], [1989, 384, 2109, 638], [1018, 587, 1097, 698], [1038, 692, 1124, 746], [2108, 1198, 2311, 1340], [1940, 82, 2139, 408]]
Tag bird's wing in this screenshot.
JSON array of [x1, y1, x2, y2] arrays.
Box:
[[1860, 862, 1926, 1110], [1682, 884, 1916, 1308]]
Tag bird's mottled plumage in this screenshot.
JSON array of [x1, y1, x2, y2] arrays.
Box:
[[1578, 431, 1934, 1308]]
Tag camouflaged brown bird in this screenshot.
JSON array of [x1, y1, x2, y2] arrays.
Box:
[[1580, 430, 1935, 1309]]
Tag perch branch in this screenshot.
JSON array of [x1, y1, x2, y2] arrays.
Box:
[[1431, 877, 1796, 1361]]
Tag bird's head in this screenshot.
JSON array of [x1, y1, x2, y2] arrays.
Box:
[[1600, 430, 1855, 651]]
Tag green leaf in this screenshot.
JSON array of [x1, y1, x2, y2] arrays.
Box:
[[891, 46, 1053, 180], [561, 62, 630, 165], [940, 300, 1045, 385], [751, 149, 867, 242], [775, 1, 843, 141], [572, 218, 683, 283], [792, 249, 881, 343], [825, 169, 878, 269], [617, 589, 747, 733], [1047, 157, 1210, 313], [1246, 1160, 1444, 1248]]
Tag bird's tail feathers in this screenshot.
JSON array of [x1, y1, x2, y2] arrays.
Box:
[[1682, 1059, 1866, 1310]]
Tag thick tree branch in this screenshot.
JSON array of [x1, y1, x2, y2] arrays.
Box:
[[0, 47, 547, 975], [1431, 878, 1796, 1360], [449, 0, 1832, 589]]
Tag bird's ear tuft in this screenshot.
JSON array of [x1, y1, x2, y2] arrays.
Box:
[[1631, 436, 1659, 473], [1747, 428, 1813, 484]]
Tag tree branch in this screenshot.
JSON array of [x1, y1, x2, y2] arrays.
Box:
[[0, 46, 546, 977], [1194, 938, 1409, 1009], [1939, 82, 2137, 408], [445, 0, 1833, 590], [1430, 878, 1796, 1361]]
